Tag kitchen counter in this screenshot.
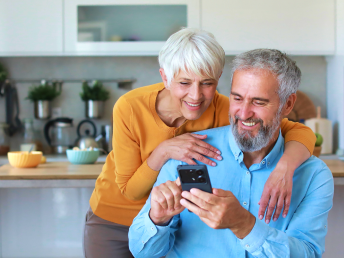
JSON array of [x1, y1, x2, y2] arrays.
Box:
[[0, 161, 104, 188], [0, 158, 344, 188]]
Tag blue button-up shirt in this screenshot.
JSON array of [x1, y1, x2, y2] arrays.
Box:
[[129, 125, 334, 258]]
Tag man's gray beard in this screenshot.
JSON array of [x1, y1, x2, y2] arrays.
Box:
[[230, 114, 281, 153]]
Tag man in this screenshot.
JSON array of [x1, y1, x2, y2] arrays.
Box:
[[128, 49, 334, 258]]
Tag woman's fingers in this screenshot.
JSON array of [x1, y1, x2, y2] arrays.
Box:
[[190, 134, 221, 155], [273, 195, 285, 221]]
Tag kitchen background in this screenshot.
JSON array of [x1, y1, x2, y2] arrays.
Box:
[[0, 55, 328, 152], [0, 0, 343, 258]]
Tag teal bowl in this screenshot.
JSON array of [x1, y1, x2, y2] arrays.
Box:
[[66, 149, 100, 164]]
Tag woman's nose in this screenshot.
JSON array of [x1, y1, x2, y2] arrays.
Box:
[[188, 84, 202, 100]]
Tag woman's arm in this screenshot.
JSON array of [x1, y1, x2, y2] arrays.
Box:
[[113, 97, 222, 201], [258, 119, 316, 223]]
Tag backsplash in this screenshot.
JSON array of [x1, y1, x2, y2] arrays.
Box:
[[0, 56, 327, 152]]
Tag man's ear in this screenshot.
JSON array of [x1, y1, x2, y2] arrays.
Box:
[[281, 93, 297, 116], [159, 68, 169, 89]]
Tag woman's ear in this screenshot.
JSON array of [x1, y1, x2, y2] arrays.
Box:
[[159, 68, 169, 88], [282, 93, 297, 116]]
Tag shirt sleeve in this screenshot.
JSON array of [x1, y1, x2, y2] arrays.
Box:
[[128, 160, 180, 258], [280, 118, 316, 155], [112, 96, 160, 201], [240, 165, 334, 258]]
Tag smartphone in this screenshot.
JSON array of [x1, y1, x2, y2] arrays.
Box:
[[177, 165, 213, 194]]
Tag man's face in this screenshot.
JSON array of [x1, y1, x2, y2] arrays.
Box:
[[229, 69, 282, 152]]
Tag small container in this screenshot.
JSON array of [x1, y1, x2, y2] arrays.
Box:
[[8, 151, 42, 168], [66, 149, 99, 164], [21, 118, 37, 152], [0, 123, 10, 155], [86, 100, 104, 119], [34, 100, 51, 119]]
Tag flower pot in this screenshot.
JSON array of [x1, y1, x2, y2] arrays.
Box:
[[34, 100, 51, 119], [85, 100, 104, 119]]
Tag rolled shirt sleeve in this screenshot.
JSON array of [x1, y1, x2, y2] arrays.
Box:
[[240, 165, 334, 258]]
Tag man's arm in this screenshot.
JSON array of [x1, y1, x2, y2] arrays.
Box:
[[128, 160, 182, 258], [241, 165, 333, 257]]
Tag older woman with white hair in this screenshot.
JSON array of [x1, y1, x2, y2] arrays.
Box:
[[83, 28, 316, 257]]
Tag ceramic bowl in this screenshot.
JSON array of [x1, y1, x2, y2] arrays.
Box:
[[8, 151, 43, 168], [66, 149, 99, 164]]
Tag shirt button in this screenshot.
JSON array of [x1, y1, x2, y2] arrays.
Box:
[[142, 240, 145, 244], [268, 162, 270, 165], [243, 201, 247, 205], [262, 160, 266, 164], [245, 244, 250, 248], [151, 227, 154, 230], [246, 171, 250, 175]]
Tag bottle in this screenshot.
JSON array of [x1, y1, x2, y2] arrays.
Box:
[[20, 118, 37, 152]]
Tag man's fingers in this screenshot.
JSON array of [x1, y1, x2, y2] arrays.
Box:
[[152, 189, 168, 210], [180, 198, 209, 219], [175, 177, 181, 186], [212, 188, 232, 198], [190, 188, 219, 205], [181, 190, 212, 210]]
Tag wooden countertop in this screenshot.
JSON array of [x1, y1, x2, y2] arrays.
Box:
[[0, 162, 104, 179], [0, 159, 343, 180]]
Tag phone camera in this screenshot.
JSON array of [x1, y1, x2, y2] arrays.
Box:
[[196, 170, 203, 175], [198, 177, 206, 183]]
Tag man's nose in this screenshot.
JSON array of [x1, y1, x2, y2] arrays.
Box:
[[188, 84, 202, 100], [239, 102, 254, 121]]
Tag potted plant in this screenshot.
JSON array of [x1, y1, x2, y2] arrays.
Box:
[[26, 80, 62, 119], [80, 80, 110, 119]]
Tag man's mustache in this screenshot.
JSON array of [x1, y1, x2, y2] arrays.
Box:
[[233, 115, 263, 125]]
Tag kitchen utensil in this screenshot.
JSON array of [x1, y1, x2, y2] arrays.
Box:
[[44, 117, 74, 154], [8, 151, 42, 168], [66, 149, 99, 164], [34, 100, 51, 119], [20, 118, 37, 152], [75, 119, 98, 149], [86, 100, 104, 119], [1, 80, 22, 136], [305, 107, 333, 154], [0, 123, 10, 155], [95, 125, 111, 154]]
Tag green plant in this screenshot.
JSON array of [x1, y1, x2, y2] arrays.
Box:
[[0, 63, 7, 82], [80, 80, 110, 101], [26, 81, 61, 101]]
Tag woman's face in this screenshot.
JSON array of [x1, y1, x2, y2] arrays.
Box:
[[160, 68, 219, 121]]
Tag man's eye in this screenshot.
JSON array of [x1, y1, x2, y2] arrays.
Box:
[[255, 102, 264, 106], [202, 83, 213, 86], [180, 82, 189, 85], [234, 97, 241, 101]]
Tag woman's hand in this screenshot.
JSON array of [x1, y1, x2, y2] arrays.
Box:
[[147, 133, 222, 171], [258, 159, 293, 223]]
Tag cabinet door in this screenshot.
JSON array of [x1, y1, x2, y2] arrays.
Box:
[[64, 0, 200, 55], [201, 0, 335, 55], [0, 0, 63, 55]]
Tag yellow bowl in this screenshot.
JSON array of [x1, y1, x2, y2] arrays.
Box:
[[7, 151, 43, 168]]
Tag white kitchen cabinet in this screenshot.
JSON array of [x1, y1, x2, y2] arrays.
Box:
[[0, 0, 63, 55], [64, 0, 200, 55], [201, 0, 335, 55]]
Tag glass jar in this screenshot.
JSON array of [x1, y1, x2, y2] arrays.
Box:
[[20, 118, 37, 152], [0, 123, 10, 155]]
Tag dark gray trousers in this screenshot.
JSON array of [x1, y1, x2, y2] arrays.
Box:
[[83, 207, 134, 258]]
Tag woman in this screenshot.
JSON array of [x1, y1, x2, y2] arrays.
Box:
[[84, 28, 315, 257]]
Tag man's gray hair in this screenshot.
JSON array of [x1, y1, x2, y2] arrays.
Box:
[[231, 49, 301, 110], [159, 28, 225, 87]]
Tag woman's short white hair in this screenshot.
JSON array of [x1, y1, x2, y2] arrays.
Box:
[[159, 28, 225, 87]]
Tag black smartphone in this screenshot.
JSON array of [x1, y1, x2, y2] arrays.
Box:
[[177, 165, 213, 194]]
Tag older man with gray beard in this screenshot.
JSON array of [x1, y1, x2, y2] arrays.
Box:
[[129, 49, 334, 258]]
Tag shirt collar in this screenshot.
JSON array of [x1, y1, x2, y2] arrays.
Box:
[[228, 125, 284, 168]]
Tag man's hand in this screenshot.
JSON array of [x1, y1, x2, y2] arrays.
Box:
[[180, 188, 255, 239], [149, 178, 185, 226]]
